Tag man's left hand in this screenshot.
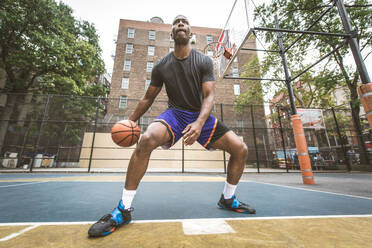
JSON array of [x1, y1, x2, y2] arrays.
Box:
[[182, 121, 203, 146]]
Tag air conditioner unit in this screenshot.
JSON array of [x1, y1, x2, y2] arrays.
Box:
[[1, 152, 18, 168], [190, 34, 196, 44]]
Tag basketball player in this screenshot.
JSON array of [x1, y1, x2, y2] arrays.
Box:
[[88, 15, 255, 237]]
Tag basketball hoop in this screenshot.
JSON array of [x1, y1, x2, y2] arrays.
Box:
[[203, 41, 232, 68]]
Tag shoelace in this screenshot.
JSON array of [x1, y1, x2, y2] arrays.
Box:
[[124, 207, 134, 212], [232, 198, 241, 208], [98, 214, 113, 223], [98, 207, 134, 223]]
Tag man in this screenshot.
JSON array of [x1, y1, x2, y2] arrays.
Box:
[[88, 15, 255, 238]]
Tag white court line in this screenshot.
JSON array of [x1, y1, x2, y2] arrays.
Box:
[[246, 180, 372, 201], [1, 214, 372, 227], [182, 219, 235, 235], [0, 225, 39, 242], [0, 181, 48, 188]]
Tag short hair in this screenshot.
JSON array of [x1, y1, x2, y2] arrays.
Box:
[[172, 15, 189, 24]]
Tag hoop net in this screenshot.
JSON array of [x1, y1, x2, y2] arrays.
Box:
[[203, 41, 233, 69]]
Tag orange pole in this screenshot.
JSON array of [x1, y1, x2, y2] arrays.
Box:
[[291, 115, 315, 185], [357, 83, 372, 129]]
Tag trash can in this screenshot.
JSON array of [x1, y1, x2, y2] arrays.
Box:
[[1, 152, 18, 168], [33, 154, 43, 168]]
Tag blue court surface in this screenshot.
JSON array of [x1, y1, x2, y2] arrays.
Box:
[[1, 173, 372, 247]]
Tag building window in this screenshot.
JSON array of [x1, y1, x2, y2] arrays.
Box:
[[169, 47, 174, 53], [124, 60, 131, 71], [149, 30, 156, 40], [126, 43, 133, 54], [234, 84, 240, 96], [232, 67, 239, 77], [148, 46, 155, 56], [140, 116, 151, 125], [119, 96, 127, 108], [128, 28, 135, 38], [146, 62, 153, 72], [140, 116, 151, 130], [190, 34, 196, 44], [206, 35, 213, 44], [145, 79, 151, 90], [236, 120, 244, 128], [121, 78, 129, 89]]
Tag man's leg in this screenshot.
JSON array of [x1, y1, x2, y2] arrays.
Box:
[[209, 131, 255, 214], [125, 121, 170, 190], [88, 122, 170, 237], [208, 131, 248, 185]]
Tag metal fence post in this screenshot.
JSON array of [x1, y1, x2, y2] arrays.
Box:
[[30, 94, 51, 172], [250, 105, 260, 173], [182, 139, 184, 173], [331, 107, 350, 171], [220, 103, 227, 174], [88, 98, 100, 173], [277, 106, 289, 172]]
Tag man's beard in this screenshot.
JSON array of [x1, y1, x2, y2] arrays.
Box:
[[174, 37, 189, 45], [173, 33, 190, 45]]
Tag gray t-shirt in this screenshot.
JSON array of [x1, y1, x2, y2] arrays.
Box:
[[150, 49, 215, 112]]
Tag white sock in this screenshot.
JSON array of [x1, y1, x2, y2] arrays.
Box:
[[223, 181, 237, 199], [121, 189, 136, 209]]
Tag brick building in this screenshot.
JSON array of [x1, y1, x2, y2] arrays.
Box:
[[108, 17, 260, 126], [83, 17, 270, 168]]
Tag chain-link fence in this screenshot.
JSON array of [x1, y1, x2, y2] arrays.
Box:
[[0, 93, 371, 172]]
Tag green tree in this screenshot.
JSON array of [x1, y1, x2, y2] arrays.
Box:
[[254, 0, 372, 163], [0, 0, 106, 154], [236, 55, 264, 106]]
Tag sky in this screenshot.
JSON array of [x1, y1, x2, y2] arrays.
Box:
[[60, 0, 371, 87], [60, 0, 231, 76]]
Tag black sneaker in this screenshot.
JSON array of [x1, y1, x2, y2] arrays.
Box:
[[218, 194, 256, 214], [88, 200, 132, 237]]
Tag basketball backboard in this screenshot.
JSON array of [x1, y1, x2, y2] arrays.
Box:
[[216, 0, 253, 78]]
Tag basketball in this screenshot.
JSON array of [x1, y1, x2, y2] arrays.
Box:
[[111, 120, 140, 147]]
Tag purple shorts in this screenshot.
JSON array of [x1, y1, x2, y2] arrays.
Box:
[[154, 108, 218, 149]]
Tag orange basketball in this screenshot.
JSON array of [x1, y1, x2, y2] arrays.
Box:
[[111, 120, 140, 147]]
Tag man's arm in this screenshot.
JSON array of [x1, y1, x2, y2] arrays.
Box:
[[129, 85, 162, 122], [182, 81, 215, 145]]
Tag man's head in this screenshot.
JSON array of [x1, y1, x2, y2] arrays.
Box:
[[171, 15, 192, 45]]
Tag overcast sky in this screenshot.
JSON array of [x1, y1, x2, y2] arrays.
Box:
[[60, 0, 231, 75], [60, 0, 371, 85]]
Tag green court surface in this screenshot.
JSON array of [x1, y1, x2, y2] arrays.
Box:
[[1, 173, 372, 247]]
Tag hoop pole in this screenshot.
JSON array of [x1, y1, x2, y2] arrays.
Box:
[[291, 115, 315, 184], [223, 76, 286, 81], [335, 0, 371, 84], [291, 41, 347, 82], [275, 15, 296, 115], [284, 4, 336, 53], [241, 48, 280, 53], [275, 15, 314, 184], [254, 27, 350, 38]]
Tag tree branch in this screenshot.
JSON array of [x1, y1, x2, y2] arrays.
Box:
[[26, 68, 51, 90], [360, 36, 372, 52], [333, 49, 351, 86], [363, 50, 372, 61]]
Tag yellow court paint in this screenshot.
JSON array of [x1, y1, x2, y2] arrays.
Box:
[[1, 217, 372, 248], [0, 226, 30, 241]]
